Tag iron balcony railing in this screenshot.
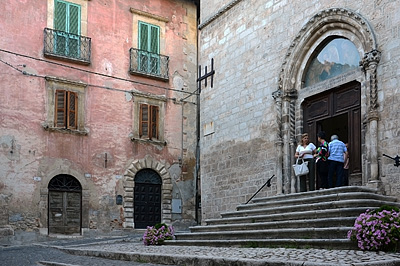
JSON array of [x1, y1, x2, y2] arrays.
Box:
[[43, 28, 91, 64], [129, 48, 169, 80]]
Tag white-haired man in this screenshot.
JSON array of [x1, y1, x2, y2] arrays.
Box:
[[327, 135, 348, 188]]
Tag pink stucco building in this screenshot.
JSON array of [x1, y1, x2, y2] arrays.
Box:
[[0, 0, 198, 235]]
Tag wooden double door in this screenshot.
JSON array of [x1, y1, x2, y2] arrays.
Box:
[[302, 81, 362, 185], [134, 169, 162, 229], [48, 175, 82, 235]]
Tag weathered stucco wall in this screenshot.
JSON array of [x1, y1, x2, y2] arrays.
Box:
[[0, 0, 198, 233], [199, 0, 400, 221]]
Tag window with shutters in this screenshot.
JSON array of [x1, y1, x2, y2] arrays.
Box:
[[129, 8, 169, 80], [55, 90, 78, 129], [139, 104, 159, 140], [43, 77, 87, 135], [44, 0, 91, 64], [130, 93, 166, 145]]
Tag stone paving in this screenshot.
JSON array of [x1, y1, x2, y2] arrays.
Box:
[[61, 239, 400, 266]]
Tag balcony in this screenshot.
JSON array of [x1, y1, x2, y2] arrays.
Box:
[[43, 28, 91, 65], [129, 48, 169, 81]]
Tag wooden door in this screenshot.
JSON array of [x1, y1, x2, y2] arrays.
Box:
[[48, 175, 82, 234], [49, 191, 81, 234], [302, 81, 361, 185], [134, 169, 162, 229]]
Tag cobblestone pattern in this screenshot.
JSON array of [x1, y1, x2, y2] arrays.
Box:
[[65, 242, 400, 266]]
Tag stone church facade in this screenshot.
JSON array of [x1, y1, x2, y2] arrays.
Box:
[[198, 0, 400, 221]]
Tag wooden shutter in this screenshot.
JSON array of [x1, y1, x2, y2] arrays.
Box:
[[55, 90, 66, 127], [67, 91, 77, 129], [150, 105, 159, 139], [139, 104, 159, 139], [55, 90, 77, 129], [140, 104, 149, 138]]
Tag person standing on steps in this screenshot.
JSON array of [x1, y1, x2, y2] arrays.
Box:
[[295, 133, 316, 192], [327, 135, 348, 188], [314, 131, 329, 190]]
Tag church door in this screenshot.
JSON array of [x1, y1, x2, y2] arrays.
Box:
[[303, 81, 362, 186]]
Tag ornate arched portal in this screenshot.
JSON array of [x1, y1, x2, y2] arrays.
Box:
[[123, 156, 172, 228], [273, 8, 381, 194]]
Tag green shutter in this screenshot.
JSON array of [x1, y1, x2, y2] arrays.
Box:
[[150, 25, 159, 54], [54, 0, 67, 31], [139, 22, 149, 51], [138, 22, 159, 53], [54, 0, 81, 34], [68, 5, 80, 35]]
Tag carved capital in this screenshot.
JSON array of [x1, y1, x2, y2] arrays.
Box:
[[361, 49, 381, 71]]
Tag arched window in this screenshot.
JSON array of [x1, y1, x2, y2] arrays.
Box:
[[135, 169, 162, 184], [48, 174, 82, 192], [304, 38, 360, 87]]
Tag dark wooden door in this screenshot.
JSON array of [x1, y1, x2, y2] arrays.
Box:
[[303, 81, 361, 184], [49, 191, 81, 234], [134, 169, 162, 229]]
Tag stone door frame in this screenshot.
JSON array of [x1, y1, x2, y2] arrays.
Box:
[[272, 8, 381, 194], [123, 156, 172, 228]]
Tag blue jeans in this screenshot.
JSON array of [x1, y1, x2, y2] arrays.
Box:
[[328, 160, 344, 188]]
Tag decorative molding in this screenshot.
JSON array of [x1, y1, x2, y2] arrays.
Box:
[[278, 8, 377, 92], [361, 49, 381, 110], [198, 0, 243, 30], [130, 8, 169, 23]]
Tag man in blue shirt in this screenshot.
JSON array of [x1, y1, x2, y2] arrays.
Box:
[[328, 135, 348, 188]]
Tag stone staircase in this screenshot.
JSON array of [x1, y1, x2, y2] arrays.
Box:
[[166, 186, 400, 249]]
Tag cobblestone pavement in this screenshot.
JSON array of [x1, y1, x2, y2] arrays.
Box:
[[63, 241, 400, 266], [0, 234, 173, 266]]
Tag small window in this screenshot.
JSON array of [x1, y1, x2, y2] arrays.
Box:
[[139, 104, 159, 140], [44, 77, 87, 135], [304, 38, 360, 87], [55, 90, 78, 129]]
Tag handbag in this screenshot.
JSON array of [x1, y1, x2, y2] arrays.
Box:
[[292, 158, 309, 176]]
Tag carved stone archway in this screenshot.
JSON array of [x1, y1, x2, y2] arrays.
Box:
[[273, 8, 381, 193], [123, 156, 172, 228]]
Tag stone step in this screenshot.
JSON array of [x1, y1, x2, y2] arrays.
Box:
[[238, 192, 397, 212], [175, 227, 351, 241], [190, 217, 356, 232], [220, 199, 399, 219], [169, 186, 399, 250], [165, 238, 357, 250]]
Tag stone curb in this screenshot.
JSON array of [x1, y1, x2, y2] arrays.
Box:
[[60, 247, 400, 266]]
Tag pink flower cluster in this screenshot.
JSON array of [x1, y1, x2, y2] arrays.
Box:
[[347, 208, 400, 251], [143, 224, 175, 246]]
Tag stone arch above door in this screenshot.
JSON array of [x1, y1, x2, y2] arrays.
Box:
[[123, 156, 172, 228], [278, 8, 377, 92], [272, 8, 381, 194]]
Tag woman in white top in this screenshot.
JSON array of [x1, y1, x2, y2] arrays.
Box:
[[295, 133, 317, 192]]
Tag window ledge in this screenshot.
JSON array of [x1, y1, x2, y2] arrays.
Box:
[[129, 136, 166, 146], [42, 123, 88, 136]]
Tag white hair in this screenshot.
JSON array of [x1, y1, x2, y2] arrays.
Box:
[[331, 135, 339, 141]]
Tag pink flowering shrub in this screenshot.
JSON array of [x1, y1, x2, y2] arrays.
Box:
[[347, 206, 400, 251], [143, 223, 175, 246]]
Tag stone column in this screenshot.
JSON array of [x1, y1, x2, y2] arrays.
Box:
[[361, 50, 381, 184], [281, 89, 298, 194], [272, 89, 283, 194]]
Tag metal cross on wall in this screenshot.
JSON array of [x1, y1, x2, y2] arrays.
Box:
[[197, 58, 215, 93]]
